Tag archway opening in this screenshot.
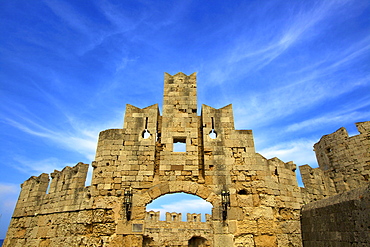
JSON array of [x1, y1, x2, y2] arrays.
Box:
[[145, 192, 213, 222], [189, 236, 208, 247]]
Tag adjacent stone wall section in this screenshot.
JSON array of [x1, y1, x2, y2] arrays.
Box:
[[300, 121, 370, 202], [301, 185, 370, 246], [143, 211, 212, 246]]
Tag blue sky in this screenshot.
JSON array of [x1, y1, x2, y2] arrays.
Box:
[[0, 0, 369, 238]]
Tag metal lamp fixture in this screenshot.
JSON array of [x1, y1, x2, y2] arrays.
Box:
[[124, 188, 133, 221], [221, 190, 230, 220]]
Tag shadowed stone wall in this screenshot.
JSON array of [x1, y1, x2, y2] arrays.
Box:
[[301, 185, 370, 246]]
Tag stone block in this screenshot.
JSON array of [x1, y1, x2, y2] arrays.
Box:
[[254, 235, 277, 247]]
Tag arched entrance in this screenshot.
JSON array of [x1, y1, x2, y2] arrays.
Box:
[[146, 192, 212, 221], [132, 181, 217, 246], [188, 236, 209, 247]]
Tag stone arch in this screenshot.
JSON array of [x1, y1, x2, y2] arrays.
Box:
[[133, 181, 219, 208], [188, 236, 209, 247]]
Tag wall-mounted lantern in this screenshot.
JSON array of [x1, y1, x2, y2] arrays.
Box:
[[124, 188, 133, 221], [221, 190, 230, 220]]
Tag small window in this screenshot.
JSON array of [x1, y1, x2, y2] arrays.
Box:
[[173, 137, 186, 152], [209, 117, 217, 139], [238, 189, 247, 195], [142, 117, 151, 139], [209, 130, 217, 139], [142, 129, 151, 139]]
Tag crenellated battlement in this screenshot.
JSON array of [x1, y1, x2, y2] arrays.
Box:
[[145, 211, 211, 223], [12, 162, 91, 218], [300, 121, 370, 202]]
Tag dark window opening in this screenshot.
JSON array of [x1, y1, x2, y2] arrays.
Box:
[[238, 189, 247, 195]]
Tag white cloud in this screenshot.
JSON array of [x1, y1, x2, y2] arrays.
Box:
[[204, 0, 354, 86], [44, 0, 90, 33], [286, 98, 370, 133], [5, 117, 97, 161], [258, 138, 318, 167], [0, 183, 19, 238], [0, 183, 19, 197], [12, 156, 73, 176]]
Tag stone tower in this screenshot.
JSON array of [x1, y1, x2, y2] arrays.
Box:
[[4, 73, 304, 246]]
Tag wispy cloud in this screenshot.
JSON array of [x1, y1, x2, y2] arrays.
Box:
[[0, 183, 19, 197], [0, 183, 19, 234], [326, 36, 370, 71], [4, 117, 97, 161], [97, 1, 143, 33], [12, 156, 71, 176], [286, 103, 370, 133], [258, 138, 318, 167], [43, 0, 90, 33], [10, 156, 93, 186], [205, 0, 364, 85], [234, 73, 369, 130]]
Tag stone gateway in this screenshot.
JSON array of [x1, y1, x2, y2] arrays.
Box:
[[4, 73, 369, 246]]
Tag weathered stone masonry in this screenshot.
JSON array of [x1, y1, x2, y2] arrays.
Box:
[[300, 121, 370, 246], [4, 72, 369, 246], [300, 121, 370, 202]]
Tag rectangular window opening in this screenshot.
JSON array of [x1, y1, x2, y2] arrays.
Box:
[[173, 137, 186, 152]]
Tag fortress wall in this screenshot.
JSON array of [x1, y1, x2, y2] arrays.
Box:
[[5, 208, 116, 247], [232, 155, 303, 247], [9, 73, 370, 246], [301, 185, 370, 246], [92, 103, 160, 196], [202, 104, 238, 189], [300, 121, 370, 202], [144, 211, 212, 246], [12, 162, 90, 217], [159, 73, 202, 182], [12, 173, 49, 217], [3, 162, 117, 247]]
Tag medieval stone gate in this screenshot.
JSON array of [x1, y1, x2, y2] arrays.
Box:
[[5, 72, 304, 246], [95, 72, 303, 246]]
